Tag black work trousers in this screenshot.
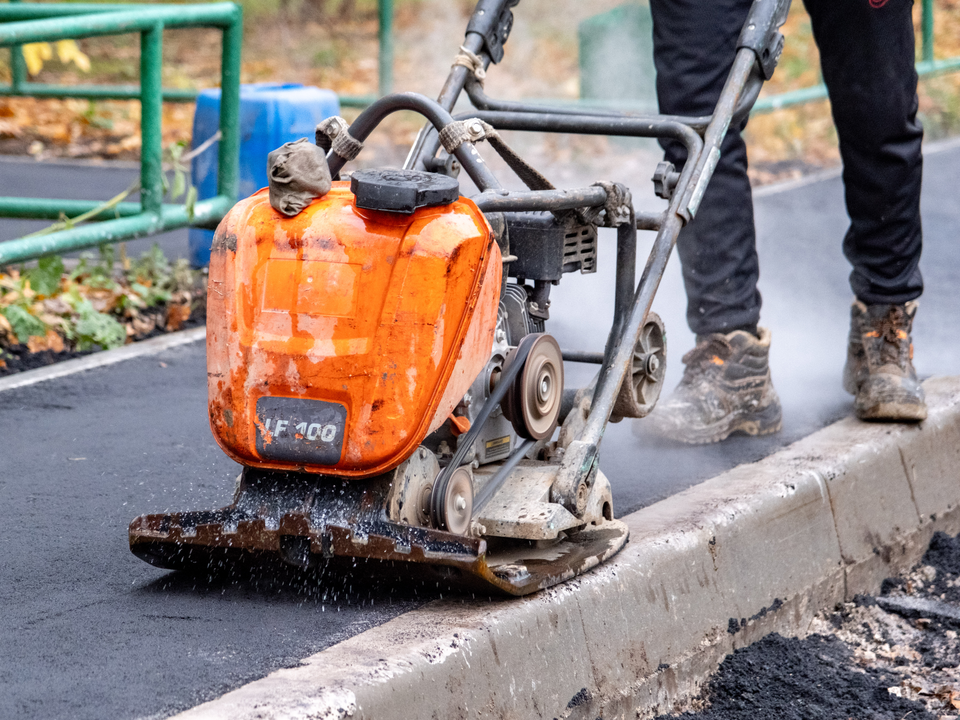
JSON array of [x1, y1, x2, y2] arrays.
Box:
[[649, 0, 924, 336]]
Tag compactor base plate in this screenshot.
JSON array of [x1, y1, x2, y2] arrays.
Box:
[[129, 470, 627, 596]]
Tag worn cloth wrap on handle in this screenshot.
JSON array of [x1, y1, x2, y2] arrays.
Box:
[[267, 138, 333, 217]]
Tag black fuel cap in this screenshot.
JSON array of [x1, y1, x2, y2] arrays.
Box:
[[350, 169, 460, 214]]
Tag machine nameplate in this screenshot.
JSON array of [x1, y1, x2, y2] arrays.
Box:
[[255, 397, 346, 465], [485, 435, 511, 459]]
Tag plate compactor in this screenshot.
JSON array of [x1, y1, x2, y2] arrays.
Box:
[[129, 0, 790, 595]]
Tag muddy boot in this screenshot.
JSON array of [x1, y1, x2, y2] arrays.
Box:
[[842, 300, 926, 422], [649, 328, 782, 444]]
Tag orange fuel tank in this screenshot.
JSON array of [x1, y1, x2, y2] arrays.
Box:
[[206, 176, 501, 478]]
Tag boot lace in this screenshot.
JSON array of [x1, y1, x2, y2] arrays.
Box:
[[867, 305, 909, 366]]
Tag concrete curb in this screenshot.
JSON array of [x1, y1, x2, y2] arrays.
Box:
[[173, 376, 960, 720], [0, 326, 205, 394]]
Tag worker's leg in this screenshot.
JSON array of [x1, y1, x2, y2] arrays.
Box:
[[649, 0, 760, 337], [648, 0, 781, 443], [805, 0, 926, 421], [804, 0, 923, 304]]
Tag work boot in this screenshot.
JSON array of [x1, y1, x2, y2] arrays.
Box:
[[842, 300, 926, 421], [649, 328, 782, 444]]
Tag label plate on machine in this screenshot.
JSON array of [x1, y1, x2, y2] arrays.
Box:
[[255, 397, 347, 465]]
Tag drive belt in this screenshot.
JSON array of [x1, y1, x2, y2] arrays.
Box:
[[430, 333, 540, 524]]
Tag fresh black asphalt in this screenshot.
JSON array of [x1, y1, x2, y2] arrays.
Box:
[[1, 143, 958, 718], [0, 342, 426, 720]]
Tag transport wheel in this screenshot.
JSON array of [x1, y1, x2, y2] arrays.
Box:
[[503, 334, 564, 440], [611, 312, 667, 421], [431, 465, 474, 535]]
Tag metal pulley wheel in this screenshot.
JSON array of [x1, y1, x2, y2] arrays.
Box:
[[430, 465, 474, 535], [611, 312, 667, 421], [501, 333, 564, 440]]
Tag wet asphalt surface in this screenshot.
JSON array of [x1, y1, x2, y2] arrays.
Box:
[[1, 143, 959, 718], [0, 342, 429, 720], [554, 140, 960, 510]]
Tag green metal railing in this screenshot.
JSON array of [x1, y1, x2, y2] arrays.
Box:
[[0, 2, 242, 265], [755, 0, 960, 113]]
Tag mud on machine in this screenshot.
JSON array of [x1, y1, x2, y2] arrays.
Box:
[[129, 0, 791, 595]]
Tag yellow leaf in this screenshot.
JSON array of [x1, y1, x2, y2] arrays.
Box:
[[55, 40, 91, 73], [22, 42, 53, 76]]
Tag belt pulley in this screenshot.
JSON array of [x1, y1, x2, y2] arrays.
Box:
[[430, 333, 564, 535]]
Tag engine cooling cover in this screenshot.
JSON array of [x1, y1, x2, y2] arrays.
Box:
[[207, 181, 501, 478]]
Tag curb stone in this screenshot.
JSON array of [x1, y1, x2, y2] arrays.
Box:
[[168, 376, 960, 720]]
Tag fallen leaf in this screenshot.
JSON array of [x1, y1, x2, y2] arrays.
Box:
[[164, 303, 190, 331], [131, 314, 157, 337], [27, 329, 65, 353], [0, 119, 22, 138]]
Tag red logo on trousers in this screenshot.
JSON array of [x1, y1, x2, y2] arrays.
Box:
[[870, 0, 889, 7]]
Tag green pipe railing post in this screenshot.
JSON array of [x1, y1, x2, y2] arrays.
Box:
[[378, 0, 393, 97], [139, 22, 164, 216], [922, 0, 935, 64], [9, 0, 26, 93], [217, 5, 242, 202], [0, 3, 242, 266]]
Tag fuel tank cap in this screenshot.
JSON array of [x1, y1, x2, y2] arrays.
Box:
[[350, 169, 460, 214]]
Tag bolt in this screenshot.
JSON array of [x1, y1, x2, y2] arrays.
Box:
[[455, 495, 467, 512], [647, 355, 660, 374]]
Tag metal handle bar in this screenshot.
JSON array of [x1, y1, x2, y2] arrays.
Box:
[[408, 0, 785, 171], [550, 48, 760, 513], [327, 92, 503, 192]]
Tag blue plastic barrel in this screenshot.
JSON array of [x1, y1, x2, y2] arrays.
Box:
[[189, 83, 341, 266]]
